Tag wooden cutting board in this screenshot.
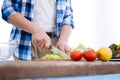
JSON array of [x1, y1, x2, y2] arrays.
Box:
[[0, 61, 120, 79]]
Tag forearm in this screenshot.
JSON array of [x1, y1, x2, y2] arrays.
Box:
[[59, 25, 72, 42], [8, 13, 41, 34]]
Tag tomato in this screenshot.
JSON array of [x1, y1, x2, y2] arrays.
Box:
[[83, 48, 97, 61], [70, 50, 83, 61]]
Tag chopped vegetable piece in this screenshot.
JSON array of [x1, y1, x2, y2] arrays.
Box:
[[41, 51, 68, 60]]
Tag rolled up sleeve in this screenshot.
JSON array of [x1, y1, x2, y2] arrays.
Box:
[[62, 0, 74, 28], [1, 0, 16, 22]]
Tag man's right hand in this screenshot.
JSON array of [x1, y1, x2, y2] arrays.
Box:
[[32, 29, 51, 49]]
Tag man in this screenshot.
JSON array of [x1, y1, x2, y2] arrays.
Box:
[[1, 0, 74, 60]]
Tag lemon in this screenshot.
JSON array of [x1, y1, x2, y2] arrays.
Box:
[[97, 47, 112, 61]]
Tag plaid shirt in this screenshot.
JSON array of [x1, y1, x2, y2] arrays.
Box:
[[1, 0, 74, 60]]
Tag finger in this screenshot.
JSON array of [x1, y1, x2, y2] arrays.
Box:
[[39, 38, 46, 49], [39, 43, 45, 49], [45, 41, 51, 49], [65, 46, 72, 54], [34, 37, 41, 46], [57, 46, 65, 53], [44, 37, 51, 49]]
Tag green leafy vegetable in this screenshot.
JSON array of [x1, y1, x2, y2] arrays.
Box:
[[41, 51, 67, 60], [73, 43, 87, 52], [108, 43, 118, 56]]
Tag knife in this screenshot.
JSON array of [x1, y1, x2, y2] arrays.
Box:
[[110, 57, 120, 61], [50, 45, 70, 59]]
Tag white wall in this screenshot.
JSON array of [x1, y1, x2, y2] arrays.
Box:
[[93, 0, 120, 49], [69, 0, 120, 50], [69, 0, 96, 48], [0, 0, 120, 50]]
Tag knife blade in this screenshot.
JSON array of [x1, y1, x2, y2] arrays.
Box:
[[50, 45, 70, 59], [110, 57, 120, 61]]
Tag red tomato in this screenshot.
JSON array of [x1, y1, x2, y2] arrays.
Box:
[[83, 48, 97, 61], [70, 50, 83, 61]]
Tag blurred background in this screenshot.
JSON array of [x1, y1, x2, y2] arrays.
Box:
[[70, 0, 120, 50], [0, 0, 120, 50]]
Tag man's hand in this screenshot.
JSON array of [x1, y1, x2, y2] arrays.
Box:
[[32, 29, 51, 49], [56, 39, 71, 54], [56, 25, 72, 53]]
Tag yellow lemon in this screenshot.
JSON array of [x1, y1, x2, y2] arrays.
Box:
[[97, 47, 112, 61]]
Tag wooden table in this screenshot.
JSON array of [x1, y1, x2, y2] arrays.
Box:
[[0, 61, 120, 79]]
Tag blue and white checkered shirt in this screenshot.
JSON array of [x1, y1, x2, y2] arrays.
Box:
[[1, 0, 74, 60]]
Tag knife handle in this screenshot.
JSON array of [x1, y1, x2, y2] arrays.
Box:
[[49, 44, 53, 49]]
